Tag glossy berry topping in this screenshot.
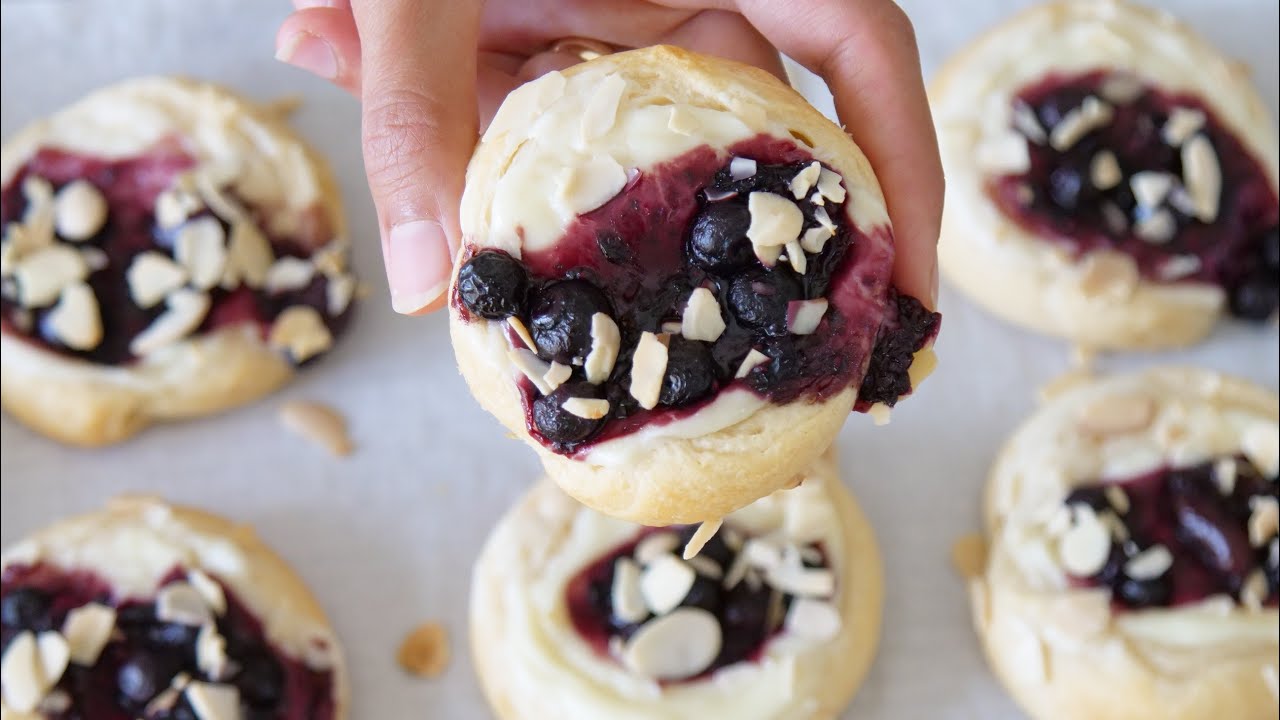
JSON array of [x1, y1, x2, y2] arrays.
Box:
[[726, 270, 803, 338], [659, 337, 718, 407], [455, 250, 528, 319], [687, 202, 755, 271], [529, 279, 612, 364]]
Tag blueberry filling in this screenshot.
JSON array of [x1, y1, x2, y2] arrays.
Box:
[[454, 136, 939, 454], [1060, 456, 1280, 610], [1, 563, 336, 720], [565, 524, 835, 682], [0, 148, 355, 366], [989, 71, 1280, 320]]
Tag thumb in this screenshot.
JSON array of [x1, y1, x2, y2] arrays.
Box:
[[351, 0, 480, 315]]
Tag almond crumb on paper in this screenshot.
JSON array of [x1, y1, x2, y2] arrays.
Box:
[[951, 533, 987, 579], [279, 401, 353, 457], [398, 622, 450, 678]]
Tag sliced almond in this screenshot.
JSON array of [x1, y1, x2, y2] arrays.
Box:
[[326, 274, 356, 316], [815, 168, 846, 203], [1162, 108, 1205, 147], [1100, 73, 1144, 104], [1243, 423, 1280, 476], [1181, 134, 1221, 223], [1213, 458, 1238, 495], [562, 397, 609, 419], [812, 206, 836, 233], [156, 583, 213, 626], [1135, 209, 1176, 243], [544, 361, 572, 392], [154, 188, 203, 230], [185, 681, 240, 720], [20, 176, 56, 249], [1011, 101, 1047, 144], [729, 157, 758, 181], [130, 289, 211, 356], [1241, 569, 1269, 611], [789, 162, 822, 199], [584, 312, 620, 384], [742, 538, 784, 570], [628, 331, 668, 410], [224, 221, 274, 289], [1089, 151, 1122, 190], [195, 624, 228, 680], [734, 349, 769, 379], [61, 603, 116, 666], [1078, 252, 1138, 300], [507, 316, 537, 351], [127, 252, 188, 308], [754, 242, 782, 268], [185, 570, 226, 615], [1049, 96, 1113, 151], [611, 557, 647, 624], [668, 106, 700, 136], [45, 282, 103, 351], [683, 519, 723, 560], [268, 305, 333, 363], [1058, 505, 1111, 577], [784, 598, 842, 641], [976, 132, 1030, 174], [1124, 545, 1172, 580], [641, 553, 696, 616], [53, 180, 107, 241], [34, 632, 68, 694], [746, 192, 803, 249], [580, 73, 627, 142], [681, 287, 725, 342], [1, 631, 43, 712], [174, 217, 227, 290], [508, 347, 554, 394], [787, 298, 828, 335], [557, 155, 627, 215], [194, 173, 247, 224], [279, 400, 354, 457], [1129, 171, 1174, 209], [1104, 486, 1131, 515], [14, 244, 88, 308], [1101, 202, 1129, 234], [635, 532, 681, 566], [621, 608, 721, 681], [1158, 254, 1202, 281], [686, 555, 723, 580], [264, 257, 315, 294], [800, 225, 834, 254], [1248, 496, 1279, 548], [785, 240, 807, 274], [766, 562, 835, 599], [1077, 394, 1154, 435], [80, 247, 109, 272]]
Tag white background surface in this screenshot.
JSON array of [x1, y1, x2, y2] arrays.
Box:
[[1, 1, 1276, 718]]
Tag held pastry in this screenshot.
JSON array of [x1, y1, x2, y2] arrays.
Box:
[[932, 0, 1279, 349], [449, 46, 940, 525], [966, 368, 1279, 720], [0, 497, 347, 719], [471, 453, 882, 720], [0, 77, 358, 446]]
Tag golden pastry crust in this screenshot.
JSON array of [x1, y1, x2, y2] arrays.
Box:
[[1, 496, 348, 718], [932, 0, 1279, 350], [966, 368, 1280, 720], [451, 44, 925, 526], [0, 77, 349, 446], [470, 453, 882, 720]]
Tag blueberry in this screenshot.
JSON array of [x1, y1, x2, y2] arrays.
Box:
[[143, 622, 199, 650], [1, 588, 53, 631], [1229, 271, 1279, 321], [1093, 545, 1127, 587], [1170, 471, 1254, 584], [687, 202, 754, 271], [679, 576, 723, 615], [1261, 227, 1280, 271], [1115, 575, 1172, 608], [234, 651, 285, 708], [456, 250, 528, 319], [532, 382, 608, 446], [726, 270, 803, 337], [720, 583, 771, 631], [1048, 166, 1085, 211], [118, 653, 185, 706], [529, 280, 611, 364], [1062, 487, 1110, 515], [659, 337, 717, 406]]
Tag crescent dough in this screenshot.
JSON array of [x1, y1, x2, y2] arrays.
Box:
[[932, 0, 1278, 349], [470, 453, 882, 720], [967, 367, 1279, 720], [451, 45, 929, 525], [0, 496, 348, 718], [0, 77, 353, 446]]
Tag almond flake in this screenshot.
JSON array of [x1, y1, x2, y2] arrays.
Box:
[[1078, 252, 1138, 299], [1049, 96, 1113, 151], [507, 316, 537, 351], [1, 631, 43, 712], [1213, 458, 1238, 495], [1058, 506, 1111, 577], [1100, 73, 1144, 104], [61, 604, 116, 666], [508, 347, 554, 395], [562, 397, 609, 419], [611, 557, 647, 624], [14, 245, 88, 307], [185, 681, 240, 720], [800, 225, 834, 254], [785, 240, 807, 274], [1130, 172, 1174, 208], [194, 174, 247, 224], [1158, 254, 1202, 281], [264, 257, 315, 293], [154, 188, 203, 230], [686, 555, 723, 580], [279, 400, 354, 457], [1011, 101, 1046, 143], [156, 583, 213, 626], [544, 362, 572, 392], [1181, 134, 1221, 223], [681, 287, 725, 342], [787, 299, 828, 335], [734, 349, 769, 378], [813, 206, 836, 233], [766, 562, 835, 599], [1241, 569, 1269, 611], [1248, 496, 1279, 548], [173, 217, 227, 290], [746, 192, 804, 248], [628, 331, 668, 410], [1243, 423, 1280, 476], [185, 570, 226, 615], [1090, 151, 1122, 190], [635, 532, 681, 566], [195, 624, 228, 680], [1124, 545, 1172, 580], [45, 282, 103, 350], [809, 191, 824, 206], [1135, 210, 1176, 243], [683, 519, 723, 560], [53, 180, 108, 241], [130, 289, 211, 356], [326, 274, 356, 316], [789, 162, 822, 199], [729, 157, 758, 181], [127, 252, 189, 308], [722, 551, 751, 590], [80, 247, 109, 272], [742, 538, 784, 570], [1100, 510, 1130, 541], [815, 168, 846, 203], [223, 221, 274, 289], [1100, 203, 1128, 234], [784, 598, 842, 641], [976, 132, 1031, 173], [1162, 108, 1205, 147], [35, 632, 69, 694], [580, 73, 626, 142], [754, 243, 781, 268], [557, 155, 627, 215], [584, 312, 620, 384], [40, 689, 71, 714], [20, 177, 56, 249], [622, 608, 721, 681], [640, 554, 696, 615], [1104, 486, 1130, 515], [1077, 394, 1154, 435], [268, 306, 333, 363], [667, 106, 700, 136]]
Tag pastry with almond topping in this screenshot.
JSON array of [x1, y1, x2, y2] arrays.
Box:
[[965, 368, 1279, 720], [471, 452, 881, 720], [0, 497, 347, 719], [932, 0, 1278, 349], [0, 77, 358, 446], [449, 46, 939, 525]]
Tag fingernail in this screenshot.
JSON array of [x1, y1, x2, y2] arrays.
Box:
[[292, 0, 337, 8], [385, 220, 453, 314], [275, 32, 338, 81]]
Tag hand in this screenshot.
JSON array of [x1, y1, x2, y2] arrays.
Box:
[[276, 0, 942, 315]]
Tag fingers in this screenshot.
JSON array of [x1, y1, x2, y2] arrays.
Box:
[[662, 10, 785, 82], [736, 0, 943, 306], [350, 0, 483, 315], [275, 7, 362, 95]]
